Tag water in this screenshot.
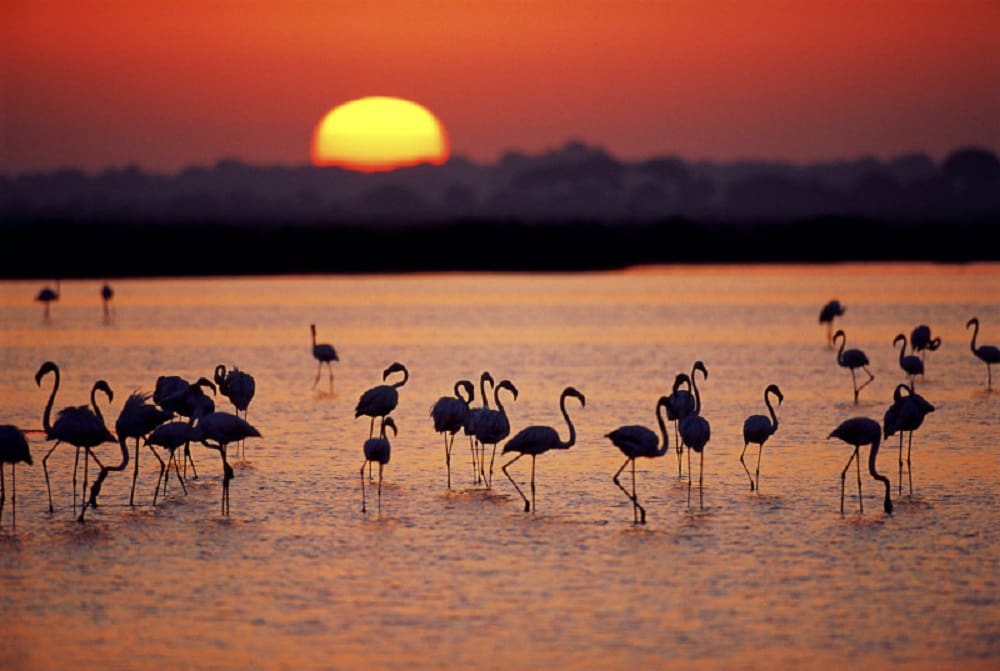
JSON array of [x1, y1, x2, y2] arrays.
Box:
[[1, 263, 998, 671]]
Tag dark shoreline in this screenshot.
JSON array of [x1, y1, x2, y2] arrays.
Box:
[[3, 215, 997, 280]]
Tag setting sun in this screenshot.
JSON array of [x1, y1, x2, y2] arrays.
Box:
[[311, 96, 450, 172]]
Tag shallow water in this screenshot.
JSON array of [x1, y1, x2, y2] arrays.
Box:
[[1, 263, 998, 670]]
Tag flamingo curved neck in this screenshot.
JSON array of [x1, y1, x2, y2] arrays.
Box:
[[691, 371, 702, 416], [969, 320, 979, 353], [655, 402, 669, 456], [41, 368, 60, 434], [559, 393, 577, 449], [867, 435, 893, 514], [765, 393, 779, 432]]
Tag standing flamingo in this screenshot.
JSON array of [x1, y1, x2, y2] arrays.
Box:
[[740, 383, 783, 492], [191, 411, 261, 516], [144, 421, 195, 502], [679, 369, 711, 509], [966, 317, 1000, 390], [154, 375, 216, 479], [355, 362, 409, 438], [310, 324, 339, 391], [893, 333, 924, 389], [819, 299, 846, 348], [667, 361, 708, 478], [361, 416, 396, 513], [462, 372, 494, 484], [430, 379, 474, 490], [833, 329, 875, 404], [883, 384, 935, 496], [0, 425, 33, 529], [827, 416, 893, 515], [501, 386, 585, 513], [101, 282, 114, 323], [909, 324, 941, 362], [35, 362, 115, 515], [605, 395, 670, 524], [36, 280, 60, 321], [214, 365, 256, 461], [474, 379, 518, 489]]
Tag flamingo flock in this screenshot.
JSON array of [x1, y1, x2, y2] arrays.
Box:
[[2, 311, 994, 532]]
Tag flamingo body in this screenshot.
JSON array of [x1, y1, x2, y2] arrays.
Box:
[[828, 416, 893, 515], [0, 425, 33, 529], [606, 395, 670, 523], [740, 383, 783, 492], [967, 317, 1000, 390]]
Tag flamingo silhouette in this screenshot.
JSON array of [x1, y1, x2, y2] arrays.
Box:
[[101, 282, 114, 323], [833, 329, 874, 404], [893, 333, 924, 389], [462, 372, 494, 484], [474, 379, 518, 489], [501, 386, 585, 513], [361, 416, 396, 513], [605, 395, 670, 524], [154, 374, 216, 480], [828, 416, 893, 515], [430, 379, 474, 490], [819, 299, 846, 348], [678, 368, 711, 509], [214, 365, 256, 461], [191, 411, 261, 516], [883, 383, 935, 496], [35, 362, 115, 515], [740, 383, 783, 492], [143, 421, 195, 502], [36, 280, 60, 321], [909, 324, 940, 362], [355, 362, 409, 438], [310, 324, 339, 391], [0, 425, 33, 529], [667, 361, 708, 478], [966, 317, 1000, 390], [83, 391, 172, 518]]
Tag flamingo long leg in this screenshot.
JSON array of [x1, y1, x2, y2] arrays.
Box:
[[502, 453, 529, 512]]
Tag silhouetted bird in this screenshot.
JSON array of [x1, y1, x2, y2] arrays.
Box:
[[355, 362, 409, 438], [740, 383, 783, 492], [36, 280, 60, 321], [154, 374, 216, 479], [462, 372, 494, 484], [501, 386, 585, 513], [361, 416, 396, 513], [678, 369, 711, 509], [883, 383, 935, 496], [605, 395, 670, 524], [893, 333, 924, 389], [310, 324, 339, 391], [909, 324, 941, 362], [430, 379, 474, 490], [819, 299, 846, 348], [214, 365, 256, 461], [191, 411, 260, 516], [966, 317, 1000, 390], [144, 421, 195, 502], [667, 361, 707, 478], [828, 416, 893, 515], [101, 282, 114, 323], [0, 425, 33, 529], [833, 329, 874, 404], [473, 379, 518, 489]]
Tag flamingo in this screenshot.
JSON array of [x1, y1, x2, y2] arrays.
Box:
[[462, 372, 494, 484], [355, 362, 409, 438], [101, 282, 114, 323], [678, 368, 711, 509], [36, 280, 60, 321], [191, 411, 261, 516], [832, 329, 875, 404], [143, 421, 195, 502], [605, 395, 670, 524], [909, 324, 941, 362], [883, 384, 935, 496], [827, 416, 893, 515], [430, 379, 474, 490], [501, 386, 585, 513], [0, 425, 33, 529], [740, 383, 783, 493], [154, 375, 216, 479], [310, 324, 339, 391], [966, 317, 1000, 390], [214, 365, 256, 460], [667, 361, 708, 478], [893, 333, 924, 389], [35, 362, 115, 515], [361, 416, 396, 513], [83, 390, 172, 518], [474, 379, 518, 489], [819, 299, 846, 348]]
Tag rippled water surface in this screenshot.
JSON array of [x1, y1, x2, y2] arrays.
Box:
[[1, 264, 998, 670]]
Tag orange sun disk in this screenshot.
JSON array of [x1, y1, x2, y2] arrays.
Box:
[[311, 96, 450, 172]]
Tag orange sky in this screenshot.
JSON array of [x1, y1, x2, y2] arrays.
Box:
[[3, 0, 997, 174]]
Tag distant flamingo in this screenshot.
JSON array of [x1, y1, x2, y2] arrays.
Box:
[[474, 379, 518, 488], [828, 416, 893, 515], [355, 362, 409, 438], [892, 333, 924, 389], [909, 324, 941, 362], [214, 365, 256, 461], [36, 280, 60, 321], [966, 317, 1000, 390], [819, 299, 846, 348], [605, 395, 670, 524], [462, 372, 494, 484], [501, 386, 585, 513], [430, 379, 474, 490], [833, 329, 875, 404], [883, 383, 935, 496], [740, 383, 783, 492], [0, 425, 33, 529], [310, 324, 339, 391], [679, 368, 711, 509], [101, 282, 114, 323], [191, 411, 261, 516], [361, 416, 396, 513], [143, 421, 194, 502], [35, 362, 115, 515]]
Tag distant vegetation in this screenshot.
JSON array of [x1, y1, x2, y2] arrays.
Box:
[[2, 142, 997, 278]]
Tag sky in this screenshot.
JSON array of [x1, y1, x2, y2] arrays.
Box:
[[3, 0, 998, 175]]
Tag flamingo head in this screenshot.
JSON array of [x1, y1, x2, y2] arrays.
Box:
[[35, 360, 59, 385]]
